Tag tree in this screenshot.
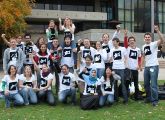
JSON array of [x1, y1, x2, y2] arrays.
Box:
[[0, 0, 35, 39]]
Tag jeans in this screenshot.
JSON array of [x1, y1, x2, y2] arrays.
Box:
[[5, 93, 24, 108], [19, 87, 37, 105], [38, 90, 55, 105], [58, 88, 76, 104], [144, 65, 159, 103], [96, 68, 105, 79], [131, 70, 139, 99], [99, 94, 114, 106], [47, 42, 52, 50], [113, 69, 128, 102]]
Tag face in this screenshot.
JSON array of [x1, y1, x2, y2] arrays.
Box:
[[64, 37, 71, 45], [40, 44, 47, 52], [85, 57, 92, 66], [96, 41, 101, 49], [39, 38, 45, 45], [144, 35, 152, 44], [65, 17, 71, 26], [106, 68, 112, 77], [83, 39, 90, 48], [102, 34, 109, 44], [52, 39, 59, 47], [10, 66, 16, 75], [42, 64, 48, 72], [49, 21, 55, 28], [24, 35, 31, 42], [24, 66, 32, 75], [91, 70, 96, 77], [129, 38, 136, 47], [61, 66, 69, 75], [10, 39, 17, 48], [113, 40, 119, 47], [16, 36, 22, 44]]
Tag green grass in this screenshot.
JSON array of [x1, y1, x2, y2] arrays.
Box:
[[0, 80, 165, 120]]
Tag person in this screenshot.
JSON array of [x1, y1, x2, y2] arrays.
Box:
[[35, 36, 46, 49], [142, 25, 165, 106], [58, 64, 77, 105], [30, 54, 55, 105], [3, 37, 24, 74], [60, 36, 77, 73], [2, 65, 24, 108], [109, 37, 128, 104], [93, 41, 107, 78], [18, 65, 38, 105], [46, 20, 58, 50], [99, 67, 121, 107], [79, 68, 101, 110]]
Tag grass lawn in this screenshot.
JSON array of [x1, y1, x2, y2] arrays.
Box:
[[0, 80, 165, 120]]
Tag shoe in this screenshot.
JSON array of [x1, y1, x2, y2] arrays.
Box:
[[123, 100, 128, 105], [152, 102, 158, 107]]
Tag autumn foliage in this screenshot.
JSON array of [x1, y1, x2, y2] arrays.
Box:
[[0, 0, 35, 38]]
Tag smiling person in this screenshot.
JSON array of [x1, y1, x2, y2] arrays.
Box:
[[142, 25, 165, 106]]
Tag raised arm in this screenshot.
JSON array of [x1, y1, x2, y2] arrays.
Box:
[[155, 25, 165, 46], [1, 34, 10, 46]]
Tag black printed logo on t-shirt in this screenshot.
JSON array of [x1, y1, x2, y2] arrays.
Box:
[[64, 31, 72, 39], [17, 44, 24, 51], [10, 51, 18, 61], [129, 50, 138, 59], [52, 51, 58, 57], [113, 51, 122, 60], [63, 48, 71, 57], [40, 78, 47, 87], [86, 85, 96, 93], [25, 46, 33, 55], [39, 57, 48, 65], [144, 46, 152, 56], [23, 82, 33, 87], [104, 84, 112, 91], [94, 54, 101, 63], [83, 50, 91, 58], [62, 76, 71, 86], [102, 45, 110, 53], [9, 82, 17, 91]]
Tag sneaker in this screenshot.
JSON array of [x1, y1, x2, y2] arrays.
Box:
[[152, 102, 158, 107]]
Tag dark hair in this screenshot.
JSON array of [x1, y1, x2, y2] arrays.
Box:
[[112, 37, 120, 43], [144, 32, 152, 37], [8, 65, 17, 75], [103, 67, 114, 86], [64, 36, 71, 46], [36, 36, 45, 48], [24, 33, 31, 39], [128, 36, 136, 42], [61, 64, 69, 69], [38, 44, 48, 55], [85, 55, 93, 61]]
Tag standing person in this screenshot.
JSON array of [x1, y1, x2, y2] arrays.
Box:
[[142, 26, 165, 106], [46, 20, 58, 50], [109, 37, 128, 104], [58, 64, 77, 105], [19, 66, 38, 105], [99, 67, 121, 107], [3, 37, 24, 74], [2, 65, 24, 108], [93, 41, 107, 78]]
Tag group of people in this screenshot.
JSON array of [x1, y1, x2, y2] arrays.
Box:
[[1, 16, 164, 109]]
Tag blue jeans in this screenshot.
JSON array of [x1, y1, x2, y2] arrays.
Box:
[[58, 88, 76, 104], [38, 90, 55, 105], [5, 93, 24, 108], [99, 94, 114, 106], [19, 88, 38, 105], [113, 69, 128, 102], [97, 68, 105, 78], [47, 42, 52, 50], [144, 65, 159, 103]]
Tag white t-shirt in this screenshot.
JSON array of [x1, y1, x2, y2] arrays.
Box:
[[142, 41, 159, 67], [17, 42, 25, 51], [93, 49, 107, 68], [36, 53, 50, 69], [2, 74, 19, 94], [61, 24, 75, 41], [61, 46, 74, 67], [59, 72, 76, 92], [9, 48, 19, 66], [127, 46, 141, 70], [40, 72, 54, 90], [100, 76, 114, 95], [19, 74, 36, 88], [80, 46, 96, 69], [110, 47, 127, 69]]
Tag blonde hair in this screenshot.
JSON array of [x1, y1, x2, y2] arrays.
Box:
[[23, 65, 32, 77]]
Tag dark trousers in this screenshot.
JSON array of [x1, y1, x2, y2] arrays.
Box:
[[131, 70, 139, 99]]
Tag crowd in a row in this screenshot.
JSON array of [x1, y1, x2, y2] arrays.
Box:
[[1, 17, 164, 109]]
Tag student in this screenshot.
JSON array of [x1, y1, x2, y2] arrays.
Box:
[[60, 36, 77, 73], [3, 37, 24, 74], [35, 36, 46, 49], [19, 66, 38, 105], [94, 41, 107, 78], [2, 65, 24, 108], [142, 25, 165, 106], [99, 67, 121, 107], [58, 64, 77, 105], [109, 37, 128, 104], [46, 20, 58, 50], [30, 55, 55, 105], [79, 68, 101, 110]]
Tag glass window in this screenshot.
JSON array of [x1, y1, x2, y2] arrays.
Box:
[[62, 5, 77, 11], [125, 0, 132, 9], [86, 6, 94, 12], [158, 2, 162, 12], [77, 5, 85, 11], [163, 2, 165, 12], [159, 12, 163, 23], [33, 3, 45, 9], [125, 22, 131, 30], [118, 0, 124, 9], [118, 9, 124, 21], [125, 10, 131, 21]]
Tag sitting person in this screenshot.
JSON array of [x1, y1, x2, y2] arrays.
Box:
[[79, 68, 101, 110], [99, 67, 121, 107], [2, 65, 24, 108], [18, 65, 38, 105], [58, 64, 77, 105]]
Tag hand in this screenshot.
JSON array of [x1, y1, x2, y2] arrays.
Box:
[[154, 25, 159, 32], [82, 68, 87, 72], [1, 34, 6, 38], [57, 47, 62, 51], [49, 50, 54, 53], [51, 56, 55, 61], [78, 39, 82, 45], [72, 48, 77, 53], [59, 18, 61, 22], [5, 90, 9, 96], [124, 29, 128, 36], [29, 53, 33, 59]]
